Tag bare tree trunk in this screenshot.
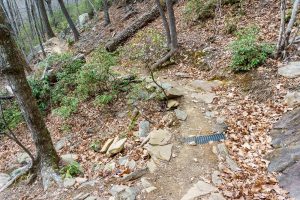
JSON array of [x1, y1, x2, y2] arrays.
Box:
[[37, 0, 55, 39], [166, 0, 178, 49], [57, 0, 80, 41], [155, 0, 171, 48], [26, 0, 36, 38], [0, 8, 61, 190], [35, 0, 46, 41], [45, 0, 56, 27], [150, 0, 178, 70], [6, 1, 19, 35], [103, 0, 111, 26], [31, 2, 47, 57], [277, 0, 300, 58]]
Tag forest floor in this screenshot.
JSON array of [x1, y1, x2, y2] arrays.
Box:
[[1, 0, 300, 199]]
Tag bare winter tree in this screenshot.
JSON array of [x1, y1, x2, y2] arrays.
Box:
[[0, 6, 61, 190], [276, 0, 300, 58], [103, 0, 111, 26], [57, 0, 80, 41], [37, 0, 55, 39]]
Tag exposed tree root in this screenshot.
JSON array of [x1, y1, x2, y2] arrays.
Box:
[[41, 164, 62, 191], [150, 49, 177, 70], [0, 161, 33, 193]]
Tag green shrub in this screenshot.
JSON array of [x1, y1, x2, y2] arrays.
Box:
[[0, 101, 23, 132], [76, 48, 117, 100], [60, 161, 82, 178], [94, 93, 114, 106], [52, 96, 79, 118], [29, 53, 84, 113], [229, 26, 274, 71]]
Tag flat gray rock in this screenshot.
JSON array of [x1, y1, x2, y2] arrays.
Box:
[[270, 107, 300, 148], [191, 93, 216, 104], [267, 145, 300, 172], [191, 80, 222, 92], [61, 154, 79, 164], [64, 178, 76, 188], [279, 162, 300, 199], [208, 193, 226, 200], [175, 109, 188, 121], [149, 129, 172, 145], [181, 181, 217, 200], [146, 144, 173, 161], [285, 91, 300, 107], [278, 62, 300, 78], [138, 120, 150, 138]]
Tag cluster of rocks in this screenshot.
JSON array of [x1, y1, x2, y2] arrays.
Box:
[[266, 107, 300, 199]]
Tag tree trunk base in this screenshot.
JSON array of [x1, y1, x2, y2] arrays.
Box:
[[150, 49, 177, 70], [41, 164, 62, 191]]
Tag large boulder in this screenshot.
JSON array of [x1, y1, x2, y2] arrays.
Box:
[[78, 13, 89, 27], [267, 108, 300, 199]]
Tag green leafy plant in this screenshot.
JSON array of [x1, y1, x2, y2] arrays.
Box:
[[90, 140, 101, 152], [229, 26, 274, 71], [60, 162, 82, 178], [94, 93, 114, 106], [0, 100, 23, 132], [76, 47, 117, 100]]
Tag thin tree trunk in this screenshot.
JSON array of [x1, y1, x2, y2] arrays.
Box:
[[166, 0, 178, 49], [276, 0, 287, 57], [31, 2, 47, 57], [6, 1, 19, 35], [0, 8, 61, 190], [26, 0, 36, 38], [45, 0, 56, 27], [103, 0, 111, 26], [57, 0, 80, 41], [37, 0, 55, 39], [285, 0, 300, 45], [35, 0, 46, 41], [155, 0, 171, 48]]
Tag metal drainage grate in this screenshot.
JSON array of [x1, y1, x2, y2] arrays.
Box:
[[182, 133, 226, 145]]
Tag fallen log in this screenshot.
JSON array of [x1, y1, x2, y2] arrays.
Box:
[[105, 5, 161, 52]]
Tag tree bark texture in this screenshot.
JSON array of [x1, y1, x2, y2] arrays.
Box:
[[0, 6, 59, 179], [37, 0, 55, 39], [166, 0, 178, 49], [155, 0, 171, 47], [57, 0, 80, 41]]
